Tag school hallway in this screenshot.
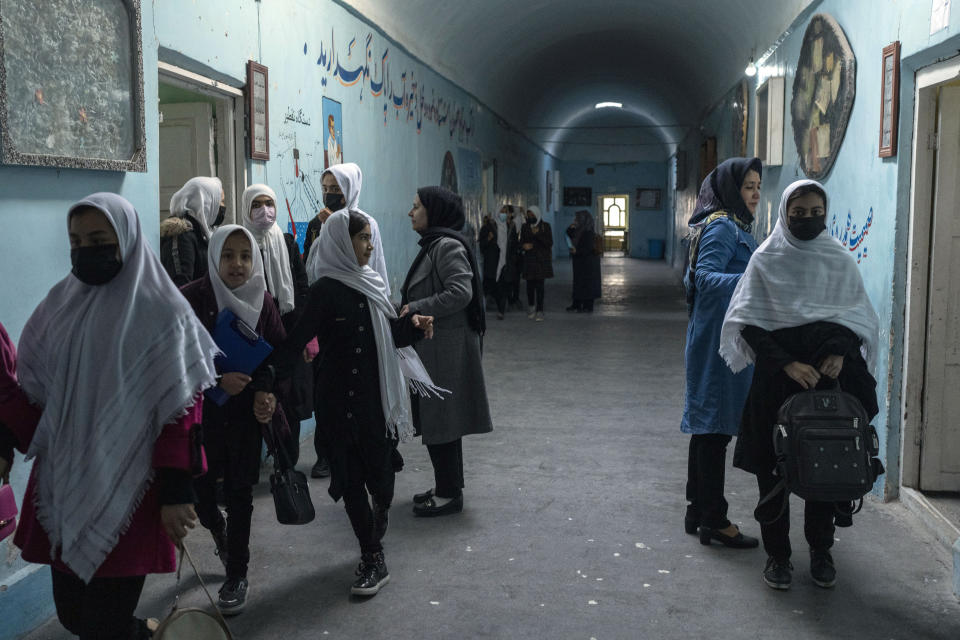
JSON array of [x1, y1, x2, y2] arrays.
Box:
[[20, 257, 959, 640]]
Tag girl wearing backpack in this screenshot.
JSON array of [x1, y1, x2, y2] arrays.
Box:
[[720, 180, 880, 591], [681, 157, 762, 550]]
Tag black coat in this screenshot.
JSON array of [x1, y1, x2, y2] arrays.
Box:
[[521, 221, 554, 280], [160, 214, 208, 287], [302, 215, 324, 263], [733, 321, 879, 475], [478, 220, 500, 283], [567, 226, 601, 301], [266, 277, 421, 500], [279, 233, 313, 421]]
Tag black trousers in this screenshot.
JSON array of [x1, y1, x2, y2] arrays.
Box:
[[341, 444, 395, 556], [427, 438, 464, 499], [685, 434, 733, 530], [526, 279, 545, 311], [51, 569, 148, 640], [755, 469, 835, 561], [494, 275, 514, 314]]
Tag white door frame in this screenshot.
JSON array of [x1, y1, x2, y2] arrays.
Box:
[[158, 62, 246, 225], [900, 55, 960, 489]]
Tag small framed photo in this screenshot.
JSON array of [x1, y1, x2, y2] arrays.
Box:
[[563, 186, 592, 206], [246, 61, 269, 160], [636, 188, 662, 210], [879, 41, 901, 158]]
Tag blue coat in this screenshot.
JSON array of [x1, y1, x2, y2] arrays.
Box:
[[681, 218, 757, 435]]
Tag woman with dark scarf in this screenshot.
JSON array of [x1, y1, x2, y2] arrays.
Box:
[[401, 186, 493, 516], [566, 209, 602, 312], [681, 157, 762, 549]]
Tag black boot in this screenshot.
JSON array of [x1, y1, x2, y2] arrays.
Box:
[[351, 552, 390, 596]]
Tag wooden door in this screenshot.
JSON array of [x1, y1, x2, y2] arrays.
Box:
[[920, 85, 960, 491], [159, 102, 215, 218]]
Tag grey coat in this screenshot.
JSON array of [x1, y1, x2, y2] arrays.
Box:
[[405, 237, 493, 445]]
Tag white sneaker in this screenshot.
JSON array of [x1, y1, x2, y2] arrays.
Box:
[[535, 312, 544, 322], [527, 306, 536, 319]]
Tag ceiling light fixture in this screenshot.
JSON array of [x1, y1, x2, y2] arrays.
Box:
[[745, 58, 757, 77], [595, 102, 623, 109]]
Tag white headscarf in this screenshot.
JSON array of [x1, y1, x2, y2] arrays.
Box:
[[526, 205, 543, 226], [169, 176, 222, 241], [719, 180, 880, 375], [207, 225, 267, 329], [240, 184, 295, 315], [511, 205, 524, 238], [17, 193, 219, 583], [495, 212, 509, 279], [306, 163, 391, 295], [310, 211, 445, 440]]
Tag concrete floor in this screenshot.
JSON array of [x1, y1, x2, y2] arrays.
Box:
[[24, 257, 960, 639]]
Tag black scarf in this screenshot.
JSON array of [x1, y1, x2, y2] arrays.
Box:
[[688, 156, 762, 230], [401, 186, 486, 337]]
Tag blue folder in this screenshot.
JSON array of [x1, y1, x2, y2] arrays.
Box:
[[205, 309, 273, 406]]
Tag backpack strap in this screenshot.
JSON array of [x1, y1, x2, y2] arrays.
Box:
[[754, 476, 789, 526], [685, 212, 732, 314]]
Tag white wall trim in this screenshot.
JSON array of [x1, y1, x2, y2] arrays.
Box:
[[917, 57, 960, 90], [158, 61, 244, 98]]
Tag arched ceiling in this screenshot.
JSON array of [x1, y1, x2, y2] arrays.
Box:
[[341, 0, 814, 162]]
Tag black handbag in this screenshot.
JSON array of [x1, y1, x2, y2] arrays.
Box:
[[267, 420, 315, 525]]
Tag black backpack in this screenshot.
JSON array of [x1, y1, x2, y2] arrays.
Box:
[[757, 383, 884, 523]]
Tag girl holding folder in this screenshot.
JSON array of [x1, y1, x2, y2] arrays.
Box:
[[180, 224, 287, 615]]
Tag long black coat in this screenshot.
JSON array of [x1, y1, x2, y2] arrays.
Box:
[[477, 220, 500, 284], [733, 321, 878, 475], [279, 233, 313, 421], [521, 221, 554, 280], [267, 277, 420, 501], [160, 213, 208, 287], [567, 226, 601, 301]]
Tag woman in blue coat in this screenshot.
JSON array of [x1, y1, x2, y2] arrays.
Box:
[[681, 157, 762, 548]]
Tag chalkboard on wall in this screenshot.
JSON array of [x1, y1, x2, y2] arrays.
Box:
[[0, 0, 146, 171]]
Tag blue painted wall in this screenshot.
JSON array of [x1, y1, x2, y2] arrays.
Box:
[[0, 1, 555, 636], [558, 161, 668, 259], [666, 0, 960, 500]]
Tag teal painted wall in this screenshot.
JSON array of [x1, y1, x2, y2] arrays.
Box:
[[558, 161, 668, 259], [667, 0, 960, 500], [0, 1, 554, 636]]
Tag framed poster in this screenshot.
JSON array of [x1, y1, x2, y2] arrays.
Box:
[[564, 187, 592, 206], [879, 41, 901, 158], [0, 0, 146, 171], [246, 61, 269, 160], [322, 97, 343, 168], [545, 170, 553, 210], [790, 13, 856, 179], [636, 188, 662, 210]]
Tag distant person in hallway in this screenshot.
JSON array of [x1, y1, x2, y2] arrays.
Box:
[[241, 184, 313, 467], [181, 224, 286, 615], [681, 156, 762, 550], [268, 204, 437, 597], [485, 205, 522, 320], [478, 212, 499, 301], [0, 194, 218, 638], [566, 209, 602, 312], [402, 186, 493, 516], [720, 180, 879, 591], [161, 176, 226, 286], [521, 205, 554, 321]]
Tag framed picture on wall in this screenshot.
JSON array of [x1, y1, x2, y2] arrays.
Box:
[[246, 60, 269, 160], [322, 97, 343, 168], [879, 41, 901, 158], [0, 0, 147, 171], [563, 186, 592, 206], [636, 188, 662, 210], [545, 170, 553, 210]]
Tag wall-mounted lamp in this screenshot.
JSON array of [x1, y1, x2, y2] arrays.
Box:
[[595, 102, 623, 109], [744, 57, 757, 77]]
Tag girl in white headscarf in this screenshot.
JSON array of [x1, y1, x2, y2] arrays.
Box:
[[240, 184, 296, 316], [180, 224, 287, 615], [266, 210, 436, 598], [721, 180, 880, 591], [9, 193, 218, 637], [161, 176, 225, 286]]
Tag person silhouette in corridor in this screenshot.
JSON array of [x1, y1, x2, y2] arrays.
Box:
[[681, 157, 762, 549]]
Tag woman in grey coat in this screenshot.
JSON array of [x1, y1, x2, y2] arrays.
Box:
[[400, 186, 493, 516]]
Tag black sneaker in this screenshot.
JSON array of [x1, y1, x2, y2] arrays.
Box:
[[210, 525, 229, 572], [351, 552, 390, 596], [810, 549, 837, 588], [311, 458, 331, 478], [218, 578, 249, 615], [762, 557, 793, 590]]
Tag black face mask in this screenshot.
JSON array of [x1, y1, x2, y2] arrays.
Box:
[[71, 244, 123, 285], [526, 216, 536, 224], [323, 192, 346, 211], [788, 215, 827, 241], [213, 205, 226, 227]]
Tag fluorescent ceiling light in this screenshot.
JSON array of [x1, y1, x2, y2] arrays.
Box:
[[595, 102, 623, 109]]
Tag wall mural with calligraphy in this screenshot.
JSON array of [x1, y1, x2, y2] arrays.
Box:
[[829, 206, 873, 264]]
